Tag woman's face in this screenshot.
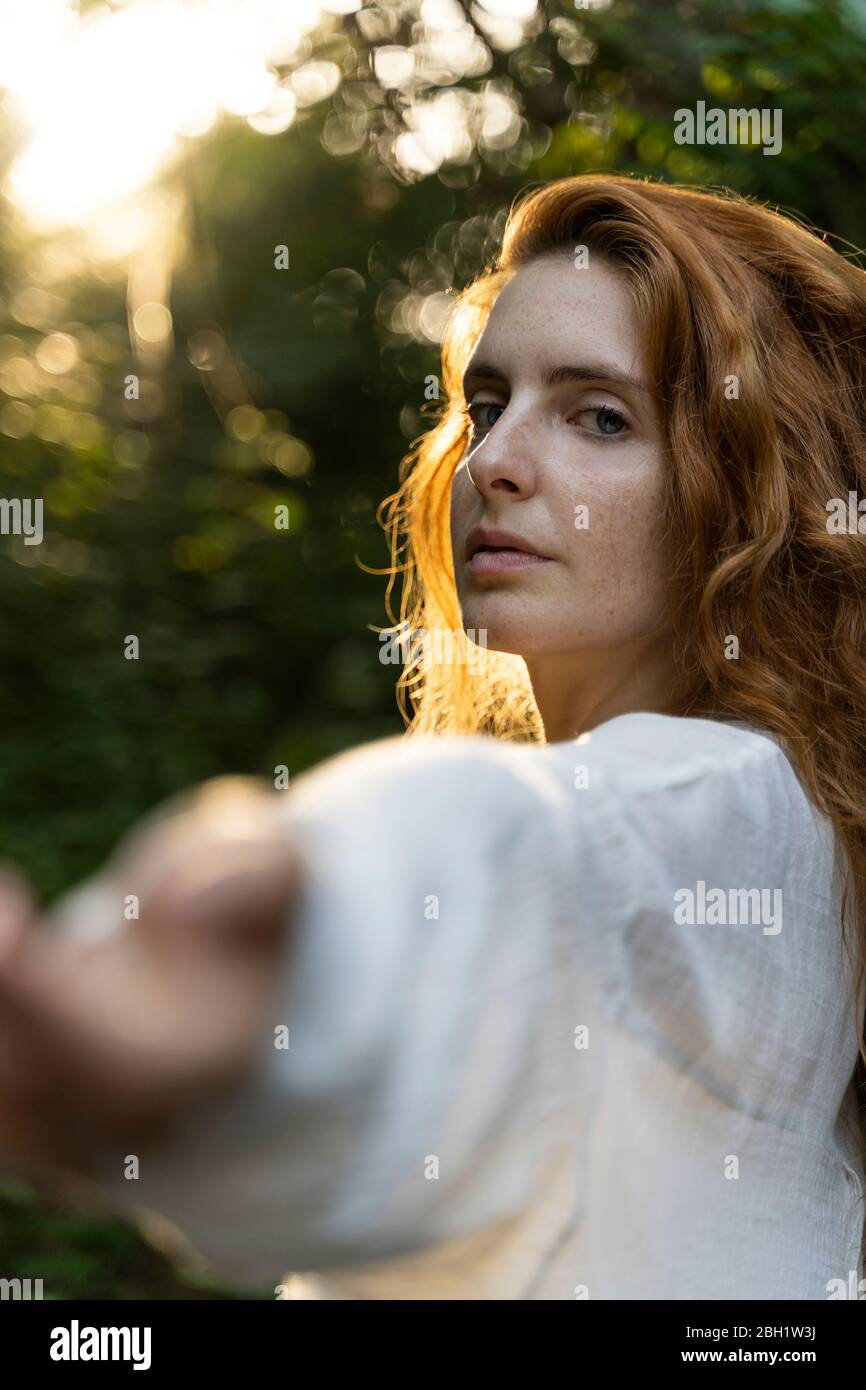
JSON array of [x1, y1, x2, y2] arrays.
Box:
[[449, 251, 676, 667]]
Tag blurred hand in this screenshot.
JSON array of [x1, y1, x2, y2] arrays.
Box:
[[0, 777, 302, 1177]]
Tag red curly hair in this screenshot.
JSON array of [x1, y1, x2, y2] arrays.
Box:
[[379, 175, 866, 1113]]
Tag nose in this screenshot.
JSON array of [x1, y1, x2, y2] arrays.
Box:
[[464, 402, 539, 498]]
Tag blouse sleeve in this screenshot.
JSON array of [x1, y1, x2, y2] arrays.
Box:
[[49, 713, 842, 1289]]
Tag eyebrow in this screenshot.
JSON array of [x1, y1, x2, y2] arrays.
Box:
[[461, 361, 650, 397]]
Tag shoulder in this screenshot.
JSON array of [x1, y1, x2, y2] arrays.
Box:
[[544, 715, 839, 960], [286, 713, 796, 822], [552, 711, 787, 795], [543, 711, 816, 855], [526, 714, 836, 941], [281, 716, 821, 906]]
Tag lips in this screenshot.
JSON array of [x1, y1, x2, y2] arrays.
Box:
[[468, 549, 550, 574], [464, 525, 553, 577], [465, 526, 550, 561]]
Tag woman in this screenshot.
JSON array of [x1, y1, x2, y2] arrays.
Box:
[[1, 175, 865, 1300]]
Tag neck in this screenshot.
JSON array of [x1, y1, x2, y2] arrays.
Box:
[[525, 638, 690, 743]]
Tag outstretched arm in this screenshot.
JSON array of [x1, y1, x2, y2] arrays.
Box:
[[0, 716, 808, 1290]]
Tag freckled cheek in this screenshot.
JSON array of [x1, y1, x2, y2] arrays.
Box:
[[449, 468, 474, 553], [563, 469, 669, 586]]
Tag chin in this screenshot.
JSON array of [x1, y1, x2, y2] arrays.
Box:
[[457, 600, 545, 657]]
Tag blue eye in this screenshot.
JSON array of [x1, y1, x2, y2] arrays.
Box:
[[578, 405, 629, 436], [466, 398, 629, 439], [467, 401, 504, 435]]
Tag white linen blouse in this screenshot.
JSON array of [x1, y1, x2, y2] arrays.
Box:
[[54, 712, 866, 1299]]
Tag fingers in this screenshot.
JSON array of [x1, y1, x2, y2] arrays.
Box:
[[144, 833, 303, 955], [0, 928, 241, 1166], [0, 826, 303, 1168], [0, 933, 107, 1170], [0, 932, 115, 1108], [109, 776, 277, 878], [0, 864, 45, 1149], [0, 788, 304, 1176], [104, 777, 301, 954], [0, 864, 37, 962]]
